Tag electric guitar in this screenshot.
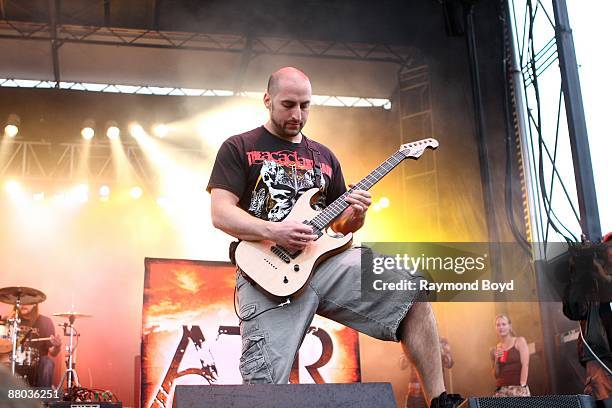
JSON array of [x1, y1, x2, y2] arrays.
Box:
[[235, 138, 439, 297]]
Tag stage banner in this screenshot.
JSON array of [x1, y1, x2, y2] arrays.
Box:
[[141, 258, 361, 408]]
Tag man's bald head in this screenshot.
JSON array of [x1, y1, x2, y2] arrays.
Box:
[[266, 67, 311, 97], [263, 67, 312, 141]]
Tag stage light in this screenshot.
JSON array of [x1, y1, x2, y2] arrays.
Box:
[[130, 123, 146, 139], [379, 197, 390, 208], [70, 183, 89, 203], [130, 186, 143, 199], [99, 185, 110, 198], [52, 193, 66, 205], [4, 125, 18, 138], [33, 192, 45, 201], [156, 196, 169, 207], [106, 122, 120, 140], [5, 180, 21, 196], [81, 127, 95, 140], [4, 113, 20, 138], [81, 119, 96, 140], [152, 124, 169, 138], [372, 203, 381, 212], [107, 127, 120, 140]]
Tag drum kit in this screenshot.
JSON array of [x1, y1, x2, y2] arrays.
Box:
[[0, 286, 92, 391]]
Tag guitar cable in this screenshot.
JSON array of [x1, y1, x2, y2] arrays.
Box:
[[233, 284, 291, 322], [579, 322, 612, 376]]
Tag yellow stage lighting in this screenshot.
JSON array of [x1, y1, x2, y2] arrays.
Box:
[[4, 113, 20, 138], [52, 192, 66, 205], [152, 124, 169, 138], [156, 196, 169, 207], [81, 127, 95, 140], [5, 180, 21, 196], [372, 203, 381, 212], [106, 124, 120, 140], [81, 119, 96, 140], [130, 124, 146, 139], [379, 197, 390, 208], [4, 124, 18, 138], [130, 186, 143, 199], [99, 185, 110, 198], [70, 184, 89, 204]]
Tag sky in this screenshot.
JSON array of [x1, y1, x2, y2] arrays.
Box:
[[567, 1, 611, 235]]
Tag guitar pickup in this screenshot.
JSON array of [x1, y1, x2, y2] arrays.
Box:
[[270, 245, 291, 263]]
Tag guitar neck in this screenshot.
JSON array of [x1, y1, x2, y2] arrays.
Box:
[[310, 150, 406, 230]]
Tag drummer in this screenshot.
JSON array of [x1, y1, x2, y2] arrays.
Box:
[[19, 303, 61, 387], [1, 302, 62, 387]]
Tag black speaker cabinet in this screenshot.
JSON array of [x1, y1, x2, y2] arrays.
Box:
[[460, 395, 596, 408], [172, 383, 396, 408], [48, 403, 122, 408]]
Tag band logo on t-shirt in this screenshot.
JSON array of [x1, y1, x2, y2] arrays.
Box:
[[246, 149, 333, 176]]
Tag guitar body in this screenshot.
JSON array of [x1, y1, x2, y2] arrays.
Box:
[[235, 188, 353, 298]]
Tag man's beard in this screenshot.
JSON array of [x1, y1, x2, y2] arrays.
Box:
[[20, 305, 39, 324], [270, 112, 303, 137]]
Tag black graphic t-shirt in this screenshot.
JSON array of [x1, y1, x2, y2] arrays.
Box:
[[207, 126, 347, 221]]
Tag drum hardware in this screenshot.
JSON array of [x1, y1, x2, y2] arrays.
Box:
[[0, 286, 46, 305], [53, 311, 92, 394], [0, 320, 11, 354], [0, 286, 46, 375], [28, 336, 53, 342]]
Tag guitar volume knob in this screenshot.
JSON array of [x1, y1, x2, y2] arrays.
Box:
[[294, 264, 300, 272]]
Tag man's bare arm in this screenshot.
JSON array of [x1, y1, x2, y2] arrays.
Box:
[[211, 188, 273, 241], [210, 188, 316, 250]]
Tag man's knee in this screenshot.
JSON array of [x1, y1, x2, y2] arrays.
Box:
[[398, 301, 434, 339]]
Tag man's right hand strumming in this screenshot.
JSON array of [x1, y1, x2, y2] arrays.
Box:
[[265, 220, 317, 251]]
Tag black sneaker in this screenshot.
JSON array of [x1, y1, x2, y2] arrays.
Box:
[[430, 392, 465, 408]]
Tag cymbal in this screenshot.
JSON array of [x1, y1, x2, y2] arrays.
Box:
[[52, 311, 92, 319], [0, 286, 46, 305]]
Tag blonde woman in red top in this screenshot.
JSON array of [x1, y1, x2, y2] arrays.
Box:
[[490, 314, 530, 397]]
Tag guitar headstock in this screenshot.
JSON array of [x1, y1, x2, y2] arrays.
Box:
[[399, 138, 439, 159]]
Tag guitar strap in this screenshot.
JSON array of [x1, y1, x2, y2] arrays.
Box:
[[303, 134, 327, 211], [303, 134, 323, 190]]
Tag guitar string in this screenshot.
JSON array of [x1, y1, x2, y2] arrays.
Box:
[[311, 152, 405, 229]]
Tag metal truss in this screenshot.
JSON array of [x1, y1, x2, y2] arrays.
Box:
[[0, 19, 417, 65], [509, 0, 584, 250], [397, 64, 440, 239], [0, 78, 392, 109], [0, 140, 203, 189], [508, 0, 601, 395]]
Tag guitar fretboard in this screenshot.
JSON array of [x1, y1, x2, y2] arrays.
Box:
[[310, 150, 406, 230]]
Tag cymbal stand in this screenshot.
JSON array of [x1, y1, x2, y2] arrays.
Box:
[[57, 315, 80, 393], [9, 298, 22, 375]]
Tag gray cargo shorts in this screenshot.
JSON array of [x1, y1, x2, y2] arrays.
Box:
[[236, 246, 426, 384]]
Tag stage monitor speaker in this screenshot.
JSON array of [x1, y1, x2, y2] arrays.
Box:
[[48, 403, 122, 408], [172, 383, 395, 408], [460, 395, 596, 408]]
